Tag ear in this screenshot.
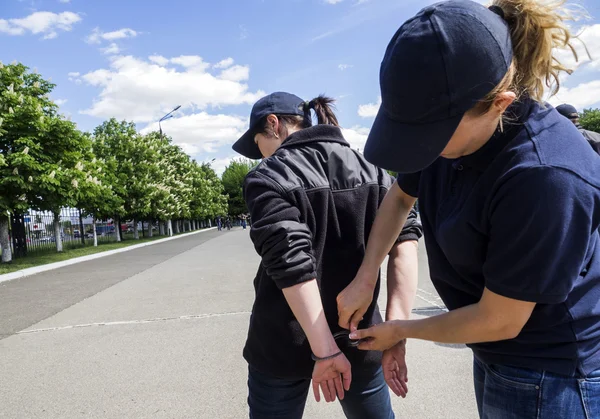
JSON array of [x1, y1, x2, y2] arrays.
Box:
[[493, 91, 517, 115], [266, 114, 279, 131]]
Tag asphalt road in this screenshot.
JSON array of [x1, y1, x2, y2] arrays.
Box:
[[0, 229, 477, 419]]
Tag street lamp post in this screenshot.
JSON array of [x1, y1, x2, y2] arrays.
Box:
[[157, 105, 181, 238], [159, 105, 181, 136]]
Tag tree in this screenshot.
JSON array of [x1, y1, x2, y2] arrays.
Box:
[[222, 159, 256, 217], [581, 108, 600, 133], [30, 116, 95, 252], [0, 62, 57, 262], [77, 133, 123, 246], [92, 119, 140, 242]]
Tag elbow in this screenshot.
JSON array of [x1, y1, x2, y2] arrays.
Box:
[[495, 322, 526, 341]]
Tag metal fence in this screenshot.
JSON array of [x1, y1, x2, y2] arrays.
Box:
[[7, 208, 119, 257], [2, 209, 214, 259]]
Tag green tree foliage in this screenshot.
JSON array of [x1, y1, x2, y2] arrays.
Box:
[[222, 159, 257, 216], [580, 108, 600, 133], [0, 61, 230, 261]]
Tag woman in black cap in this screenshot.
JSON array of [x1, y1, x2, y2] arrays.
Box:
[[338, 0, 600, 417], [233, 92, 422, 418]]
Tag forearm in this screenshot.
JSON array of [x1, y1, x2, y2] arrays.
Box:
[[397, 303, 521, 344], [360, 183, 416, 285], [386, 241, 419, 321], [282, 279, 338, 357]]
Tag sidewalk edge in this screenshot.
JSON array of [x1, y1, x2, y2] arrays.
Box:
[[0, 228, 217, 285]]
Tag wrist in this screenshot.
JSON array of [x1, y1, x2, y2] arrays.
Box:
[[391, 320, 408, 343], [310, 335, 339, 358], [356, 265, 379, 289], [386, 307, 411, 322]]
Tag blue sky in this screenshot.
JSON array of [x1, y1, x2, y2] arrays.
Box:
[[2, 0, 600, 174]]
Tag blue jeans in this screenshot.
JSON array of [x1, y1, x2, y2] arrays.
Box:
[[248, 365, 394, 419], [474, 357, 600, 418]]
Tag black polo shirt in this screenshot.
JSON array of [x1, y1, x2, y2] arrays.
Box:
[[397, 99, 600, 376]]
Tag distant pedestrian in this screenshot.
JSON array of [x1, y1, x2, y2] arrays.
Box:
[[556, 103, 600, 155], [216, 216, 222, 232]]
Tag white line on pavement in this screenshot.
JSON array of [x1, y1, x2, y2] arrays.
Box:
[[17, 311, 252, 335]]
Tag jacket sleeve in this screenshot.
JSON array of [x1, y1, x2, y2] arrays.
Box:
[[244, 171, 317, 290]]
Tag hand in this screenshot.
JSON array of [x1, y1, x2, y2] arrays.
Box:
[[350, 320, 404, 352], [337, 275, 376, 332], [382, 341, 409, 398], [312, 353, 352, 403]]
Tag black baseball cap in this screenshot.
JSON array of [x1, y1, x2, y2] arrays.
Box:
[[233, 92, 307, 159], [556, 104, 579, 119], [364, 0, 513, 174]]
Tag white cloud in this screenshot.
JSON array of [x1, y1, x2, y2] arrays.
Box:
[[101, 43, 120, 55], [214, 58, 234, 69], [86, 27, 138, 44], [149, 55, 169, 66], [139, 112, 248, 155], [218, 65, 250, 82], [358, 96, 381, 118], [325, 0, 344, 3], [170, 55, 209, 70], [338, 64, 353, 71], [68, 71, 82, 84], [548, 79, 600, 110], [342, 126, 370, 152], [68, 71, 80, 77], [239, 25, 248, 40], [59, 0, 71, 3], [79, 55, 264, 122], [55, 99, 68, 106], [212, 156, 237, 177], [0, 11, 81, 39], [554, 24, 600, 72]]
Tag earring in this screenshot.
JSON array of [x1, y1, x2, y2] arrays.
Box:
[[499, 118, 504, 133]]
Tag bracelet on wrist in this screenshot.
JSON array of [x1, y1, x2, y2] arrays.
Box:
[[311, 350, 343, 362]]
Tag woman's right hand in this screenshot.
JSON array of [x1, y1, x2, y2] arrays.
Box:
[[312, 353, 352, 402]]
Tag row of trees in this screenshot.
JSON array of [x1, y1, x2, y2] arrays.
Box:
[[0, 62, 227, 263], [581, 109, 600, 133]]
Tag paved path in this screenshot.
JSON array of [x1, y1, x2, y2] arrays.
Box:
[[0, 229, 477, 418]]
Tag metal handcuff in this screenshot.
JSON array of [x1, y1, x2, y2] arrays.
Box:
[[333, 330, 361, 348]]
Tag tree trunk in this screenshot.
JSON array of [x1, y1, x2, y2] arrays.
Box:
[[159, 222, 165, 236], [54, 212, 63, 252], [148, 220, 153, 238], [93, 218, 98, 247], [115, 215, 122, 242], [133, 217, 139, 240], [167, 219, 173, 237], [0, 214, 12, 263], [174, 220, 179, 234]]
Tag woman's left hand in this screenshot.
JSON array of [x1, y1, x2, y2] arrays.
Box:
[[350, 320, 404, 351]]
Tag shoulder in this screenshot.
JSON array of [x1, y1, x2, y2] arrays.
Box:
[[499, 104, 600, 190]]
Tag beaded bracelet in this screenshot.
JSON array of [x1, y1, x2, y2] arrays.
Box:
[[311, 350, 343, 362]]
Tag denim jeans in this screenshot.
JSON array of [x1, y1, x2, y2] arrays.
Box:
[[248, 365, 394, 419], [473, 357, 600, 418]]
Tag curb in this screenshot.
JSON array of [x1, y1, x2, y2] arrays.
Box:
[[0, 227, 217, 285]]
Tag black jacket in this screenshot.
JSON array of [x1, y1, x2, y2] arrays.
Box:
[[577, 125, 600, 155], [243, 125, 422, 379]]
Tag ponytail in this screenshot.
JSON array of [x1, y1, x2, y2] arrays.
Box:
[[478, 0, 585, 110], [306, 95, 340, 127]]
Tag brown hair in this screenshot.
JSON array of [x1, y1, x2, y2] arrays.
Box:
[[475, 0, 586, 113], [257, 95, 339, 139]]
